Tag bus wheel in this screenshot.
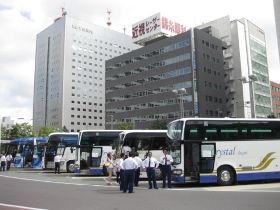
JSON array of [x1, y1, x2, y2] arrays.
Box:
[[67, 161, 74, 173], [155, 167, 162, 180], [217, 166, 234, 186]]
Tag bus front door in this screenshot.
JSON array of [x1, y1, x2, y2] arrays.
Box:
[[199, 143, 216, 183]]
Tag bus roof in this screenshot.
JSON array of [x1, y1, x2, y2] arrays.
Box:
[[119, 130, 167, 134], [169, 118, 280, 124], [48, 132, 79, 136], [79, 130, 123, 133], [10, 136, 48, 143]]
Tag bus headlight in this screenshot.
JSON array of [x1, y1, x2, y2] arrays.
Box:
[[172, 169, 182, 175]]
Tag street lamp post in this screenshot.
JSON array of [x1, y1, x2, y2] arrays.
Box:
[[238, 75, 258, 118], [108, 115, 113, 130], [233, 100, 239, 118], [172, 88, 188, 118]]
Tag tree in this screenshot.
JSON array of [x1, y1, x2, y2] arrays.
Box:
[[9, 123, 36, 139], [267, 113, 276, 118], [116, 121, 133, 130], [38, 126, 62, 137], [150, 120, 168, 130], [1, 125, 10, 140], [62, 126, 69, 132]]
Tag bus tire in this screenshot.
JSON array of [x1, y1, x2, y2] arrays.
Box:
[[217, 166, 235, 186], [67, 161, 74, 173]]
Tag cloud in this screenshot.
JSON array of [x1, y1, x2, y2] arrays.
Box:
[[0, 0, 279, 122]]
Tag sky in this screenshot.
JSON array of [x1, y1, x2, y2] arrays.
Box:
[[0, 0, 279, 123]]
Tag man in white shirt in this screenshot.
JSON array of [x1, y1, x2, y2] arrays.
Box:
[[122, 152, 138, 193], [160, 149, 173, 188], [143, 152, 159, 189], [119, 153, 125, 191], [0, 154, 6, 171], [133, 152, 143, 187], [122, 143, 131, 154], [6, 153, 13, 171], [54, 153, 61, 174]]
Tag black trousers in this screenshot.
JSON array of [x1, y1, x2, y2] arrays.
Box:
[[6, 161, 11, 170], [120, 170, 124, 190], [162, 165, 172, 188], [55, 162, 60, 174], [0, 161, 5, 171], [134, 168, 140, 186], [116, 171, 120, 183]]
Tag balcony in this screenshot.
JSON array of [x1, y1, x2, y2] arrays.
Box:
[[225, 87, 235, 95]]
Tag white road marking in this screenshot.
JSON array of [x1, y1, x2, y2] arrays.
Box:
[[0, 202, 47, 210]]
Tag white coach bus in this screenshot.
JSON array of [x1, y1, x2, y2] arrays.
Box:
[[72, 130, 123, 175], [167, 118, 280, 186], [118, 130, 167, 179]]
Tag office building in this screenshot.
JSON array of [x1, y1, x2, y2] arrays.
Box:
[[33, 14, 140, 132], [271, 81, 280, 117], [105, 13, 227, 129], [197, 16, 272, 118], [274, 0, 280, 63]]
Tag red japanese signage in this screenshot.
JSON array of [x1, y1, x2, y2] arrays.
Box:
[[132, 13, 187, 43]]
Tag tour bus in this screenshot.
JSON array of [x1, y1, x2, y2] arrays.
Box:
[[12, 137, 48, 168], [43, 133, 78, 172], [118, 130, 167, 179], [167, 118, 280, 186], [1, 140, 11, 154], [72, 130, 123, 175]]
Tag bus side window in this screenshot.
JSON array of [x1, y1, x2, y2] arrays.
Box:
[[142, 139, 149, 150]]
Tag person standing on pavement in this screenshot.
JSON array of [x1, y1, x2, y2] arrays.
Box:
[[119, 153, 125, 191], [160, 149, 173, 188], [143, 152, 159, 189], [54, 153, 61, 174], [106, 152, 114, 185], [133, 152, 143, 187], [122, 152, 138, 193], [0, 154, 7, 171], [6, 153, 13, 171]]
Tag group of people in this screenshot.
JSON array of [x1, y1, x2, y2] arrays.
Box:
[[105, 148, 173, 193], [0, 153, 13, 171]]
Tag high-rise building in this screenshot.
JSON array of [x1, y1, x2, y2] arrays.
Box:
[[197, 16, 272, 118], [33, 14, 140, 132], [105, 14, 227, 129], [271, 81, 280, 118], [274, 0, 280, 63]]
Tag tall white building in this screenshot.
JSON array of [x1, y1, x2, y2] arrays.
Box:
[[274, 0, 280, 63], [33, 15, 140, 132], [197, 16, 272, 118]]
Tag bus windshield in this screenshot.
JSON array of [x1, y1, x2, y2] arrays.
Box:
[[80, 131, 120, 146]]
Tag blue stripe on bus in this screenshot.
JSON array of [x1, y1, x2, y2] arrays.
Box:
[[171, 176, 185, 183], [89, 168, 103, 175], [200, 175, 217, 183], [199, 172, 280, 184], [237, 172, 280, 181]]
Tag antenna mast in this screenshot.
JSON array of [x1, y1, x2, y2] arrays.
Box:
[[54, 5, 67, 22], [107, 9, 112, 28]]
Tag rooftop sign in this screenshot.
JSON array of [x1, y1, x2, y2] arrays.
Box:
[[132, 12, 187, 45]]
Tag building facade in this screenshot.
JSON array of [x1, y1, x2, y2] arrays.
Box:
[[197, 16, 272, 118], [105, 28, 227, 129], [271, 81, 280, 118], [33, 15, 140, 132], [274, 0, 280, 63]]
